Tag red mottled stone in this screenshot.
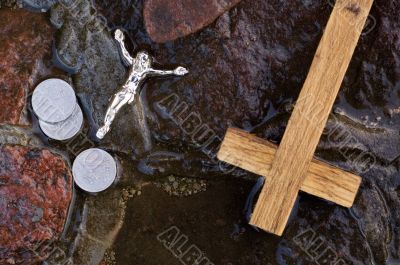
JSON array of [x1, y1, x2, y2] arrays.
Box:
[[144, 0, 241, 43], [0, 145, 73, 265], [0, 9, 55, 125]]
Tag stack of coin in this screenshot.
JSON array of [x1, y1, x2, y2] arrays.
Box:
[[32, 79, 83, 141], [72, 148, 117, 193]]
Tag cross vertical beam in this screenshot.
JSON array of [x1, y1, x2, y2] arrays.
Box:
[[250, 0, 374, 235], [218, 0, 374, 236]]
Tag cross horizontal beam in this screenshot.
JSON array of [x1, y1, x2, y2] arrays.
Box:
[[218, 0, 373, 236], [217, 127, 361, 207], [249, 0, 373, 235]]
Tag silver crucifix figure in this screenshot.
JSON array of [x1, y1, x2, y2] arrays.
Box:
[[96, 29, 188, 139]]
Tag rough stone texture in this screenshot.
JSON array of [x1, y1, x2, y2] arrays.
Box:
[[0, 0, 57, 10], [71, 189, 128, 265], [144, 0, 241, 43], [51, 0, 158, 154], [24, 0, 400, 264], [0, 0, 17, 8], [90, 0, 400, 264], [93, 0, 134, 26], [0, 145, 73, 265], [0, 125, 42, 147], [91, 0, 400, 169], [0, 9, 55, 126]]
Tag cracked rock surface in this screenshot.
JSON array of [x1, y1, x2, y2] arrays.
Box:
[[0, 145, 73, 265], [0, 8, 54, 125], [1, 0, 400, 264], [143, 0, 242, 43]]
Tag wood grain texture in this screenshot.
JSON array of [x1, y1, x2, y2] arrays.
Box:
[[250, 0, 374, 235], [217, 127, 361, 208]]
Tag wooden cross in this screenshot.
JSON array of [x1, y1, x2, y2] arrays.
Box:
[[217, 0, 374, 236]]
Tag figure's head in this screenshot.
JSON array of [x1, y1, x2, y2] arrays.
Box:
[[136, 51, 152, 68]]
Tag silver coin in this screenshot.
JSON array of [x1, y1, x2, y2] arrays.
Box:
[[39, 104, 83, 141], [72, 148, 117, 193], [32, 78, 76, 123]]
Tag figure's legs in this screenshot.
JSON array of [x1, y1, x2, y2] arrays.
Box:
[[96, 90, 132, 139]]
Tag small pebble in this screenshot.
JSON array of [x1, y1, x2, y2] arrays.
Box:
[[172, 181, 179, 189], [168, 175, 175, 182]]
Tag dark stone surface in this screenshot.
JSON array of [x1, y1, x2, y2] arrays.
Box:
[[91, 0, 400, 264], [0, 0, 398, 264], [143, 0, 241, 43], [0, 9, 55, 125], [0, 145, 73, 265]]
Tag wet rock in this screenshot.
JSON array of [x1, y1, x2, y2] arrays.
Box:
[[318, 112, 400, 169], [51, 0, 155, 153], [0, 145, 73, 265], [0, 9, 54, 125], [93, 0, 134, 26], [0, 0, 18, 9], [66, 152, 142, 264], [71, 189, 130, 265], [20, 0, 57, 11], [143, 0, 242, 43], [340, 0, 400, 111], [82, 0, 400, 186], [0, 0, 56, 10], [136, 150, 225, 180], [281, 163, 400, 265], [351, 179, 391, 264], [41, 0, 400, 263], [142, 0, 333, 146], [0, 125, 42, 147], [120, 0, 400, 177]]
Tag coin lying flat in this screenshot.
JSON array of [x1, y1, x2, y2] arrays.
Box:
[[39, 104, 83, 141], [32, 79, 76, 123], [72, 148, 117, 193]]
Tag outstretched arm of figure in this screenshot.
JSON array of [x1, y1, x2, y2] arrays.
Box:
[[114, 29, 133, 66], [146, 66, 189, 77]]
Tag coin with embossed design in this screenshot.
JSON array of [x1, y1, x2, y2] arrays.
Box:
[[32, 78, 76, 123], [39, 104, 83, 141], [72, 148, 117, 193]]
